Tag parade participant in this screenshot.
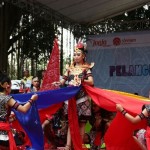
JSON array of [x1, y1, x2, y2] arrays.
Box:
[[0, 71, 38, 150], [30, 76, 40, 92], [53, 42, 94, 150], [116, 103, 148, 150]]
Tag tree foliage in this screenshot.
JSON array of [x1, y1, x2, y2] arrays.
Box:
[[0, 1, 56, 78], [1, 1, 150, 78], [73, 5, 150, 38]]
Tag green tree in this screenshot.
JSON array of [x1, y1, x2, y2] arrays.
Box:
[[0, 1, 56, 78]]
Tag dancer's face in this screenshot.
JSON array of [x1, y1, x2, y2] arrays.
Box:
[[73, 51, 84, 63], [6, 84, 12, 94]]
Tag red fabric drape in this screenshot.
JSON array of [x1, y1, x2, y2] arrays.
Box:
[[10, 82, 150, 149], [12, 38, 61, 149], [39, 103, 63, 123], [40, 38, 60, 91], [94, 132, 101, 146], [11, 119, 31, 147], [68, 97, 83, 150], [83, 84, 150, 150], [39, 38, 60, 148], [0, 122, 17, 150], [39, 37, 61, 123]]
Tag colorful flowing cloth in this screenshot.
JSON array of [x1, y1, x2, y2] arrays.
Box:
[[13, 102, 44, 150], [11, 85, 150, 150], [11, 86, 81, 150], [68, 97, 83, 150], [0, 122, 17, 150], [83, 84, 150, 150]]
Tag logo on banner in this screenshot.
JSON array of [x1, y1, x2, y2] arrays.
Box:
[[87, 38, 108, 47], [113, 37, 121, 46], [113, 37, 136, 46]]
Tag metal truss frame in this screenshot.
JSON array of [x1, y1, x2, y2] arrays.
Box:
[[75, 20, 149, 36], [3, 0, 75, 29], [3, 0, 150, 36]]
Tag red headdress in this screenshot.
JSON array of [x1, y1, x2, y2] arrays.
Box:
[[75, 41, 87, 53]]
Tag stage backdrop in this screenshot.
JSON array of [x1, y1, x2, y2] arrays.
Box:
[[86, 31, 150, 97]]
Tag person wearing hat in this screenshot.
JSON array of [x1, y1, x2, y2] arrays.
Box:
[[52, 42, 94, 150]]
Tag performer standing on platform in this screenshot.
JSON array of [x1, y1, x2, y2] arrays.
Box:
[[53, 42, 94, 150]]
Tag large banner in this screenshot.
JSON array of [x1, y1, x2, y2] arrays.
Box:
[[86, 31, 150, 97]]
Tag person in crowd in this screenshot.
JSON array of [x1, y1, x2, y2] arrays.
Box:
[[116, 103, 148, 150], [89, 101, 115, 150], [42, 108, 67, 149], [83, 133, 91, 149], [0, 71, 38, 149], [21, 70, 33, 90], [40, 70, 46, 87], [133, 129, 147, 150], [103, 110, 116, 130], [89, 102, 107, 150], [52, 42, 94, 150], [30, 76, 40, 92]]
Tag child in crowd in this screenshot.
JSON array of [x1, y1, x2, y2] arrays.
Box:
[[30, 76, 40, 92]]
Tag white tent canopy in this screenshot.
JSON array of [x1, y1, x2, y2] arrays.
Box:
[[27, 0, 150, 24]]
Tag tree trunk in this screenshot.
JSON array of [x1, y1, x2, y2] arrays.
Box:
[[0, 3, 8, 72], [0, 2, 21, 72]]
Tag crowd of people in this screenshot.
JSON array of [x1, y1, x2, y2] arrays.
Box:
[[0, 42, 150, 150]]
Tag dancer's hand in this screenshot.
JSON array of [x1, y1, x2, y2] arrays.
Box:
[[69, 80, 81, 86], [30, 94, 38, 101], [52, 81, 61, 86], [116, 104, 124, 112]]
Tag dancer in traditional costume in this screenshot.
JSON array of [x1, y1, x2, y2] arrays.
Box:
[[0, 71, 38, 150], [53, 42, 94, 150]]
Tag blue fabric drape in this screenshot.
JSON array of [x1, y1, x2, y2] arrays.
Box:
[[12, 86, 81, 109], [13, 103, 44, 150], [11, 86, 81, 150]]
